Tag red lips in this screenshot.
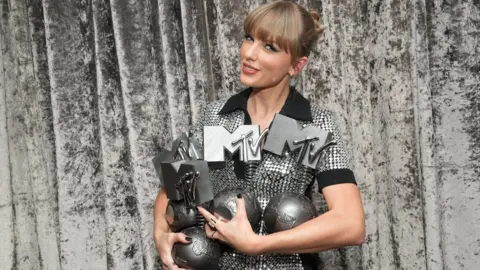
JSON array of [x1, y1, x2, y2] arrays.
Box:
[[242, 63, 259, 75]]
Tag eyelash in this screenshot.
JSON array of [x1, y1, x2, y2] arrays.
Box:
[[244, 34, 254, 42], [244, 34, 279, 52], [265, 44, 278, 52]]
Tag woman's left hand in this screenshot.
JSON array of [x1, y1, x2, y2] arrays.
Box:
[[197, 195, 262, 256]]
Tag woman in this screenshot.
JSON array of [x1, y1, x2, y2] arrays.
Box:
[[154, 1, 365, 269]]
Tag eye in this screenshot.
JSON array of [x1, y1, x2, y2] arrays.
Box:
[[265, 44, 279, 52], [244, 34, 254, 42]]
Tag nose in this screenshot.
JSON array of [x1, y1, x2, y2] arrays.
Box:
[[244, 42, 259, 61]]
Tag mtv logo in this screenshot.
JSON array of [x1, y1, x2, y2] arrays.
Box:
[[152, 132, 203, 182], [170, 132, 203, 160], [160, 160, 213, 205], [263, 114, 336, 169], [203, 125, 266, 164]]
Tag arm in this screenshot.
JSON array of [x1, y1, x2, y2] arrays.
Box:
[[153, 187, 171, 237], [253, 183, 365, 255], [197, 182, 365, 256], [251, 110, 365, 254]]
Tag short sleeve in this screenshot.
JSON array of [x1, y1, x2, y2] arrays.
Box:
[[315, 111, 356, 192]]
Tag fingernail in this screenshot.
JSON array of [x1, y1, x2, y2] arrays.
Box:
[[237, 193, 242, 198], [186, 236, 192, 241]]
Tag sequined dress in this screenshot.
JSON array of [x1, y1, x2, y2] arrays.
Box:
[[191, 88, 355, 270]]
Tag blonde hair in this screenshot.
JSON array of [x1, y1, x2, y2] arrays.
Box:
[[243, 1, 324, 62]]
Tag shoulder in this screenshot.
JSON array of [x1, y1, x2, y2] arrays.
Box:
[[309, 104, 342, 132], [204, 98, 229, 115], [199, 97, 233, 126], [201, 98, 229, 121]]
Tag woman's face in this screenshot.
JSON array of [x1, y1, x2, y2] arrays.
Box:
[[239, 34, 294, 89]]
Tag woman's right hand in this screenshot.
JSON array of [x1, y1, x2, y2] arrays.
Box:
[[155, 231, 191, 270]]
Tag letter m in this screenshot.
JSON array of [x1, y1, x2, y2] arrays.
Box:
[[263, 114, 333, 169], [203, 125, 261, 163]]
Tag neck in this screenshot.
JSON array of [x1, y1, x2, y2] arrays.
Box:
[[248, 78, 290, 118]]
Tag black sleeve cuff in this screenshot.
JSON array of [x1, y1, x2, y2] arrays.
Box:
[[316, 169, 357, 193]]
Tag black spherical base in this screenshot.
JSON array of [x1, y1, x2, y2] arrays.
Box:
[[263, 192, 317, 234], [166, 200, 197, 232], [172, 226, 223, 270], [209, 187, 262, 231]]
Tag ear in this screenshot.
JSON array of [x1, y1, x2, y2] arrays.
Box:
[[289, 56, 309, 76]]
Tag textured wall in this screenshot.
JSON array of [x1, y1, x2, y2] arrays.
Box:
[[1, 0, 479, 269]]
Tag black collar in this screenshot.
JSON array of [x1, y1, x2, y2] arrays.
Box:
[[218, 87, 313, 121]]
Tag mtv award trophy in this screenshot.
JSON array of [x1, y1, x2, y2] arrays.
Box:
[[152, 132, 222, 270], [203, 125, 266, 231], [262, 114, 337, 233]]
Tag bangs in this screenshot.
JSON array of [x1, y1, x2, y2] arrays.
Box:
[[244, 3, 301, 59]]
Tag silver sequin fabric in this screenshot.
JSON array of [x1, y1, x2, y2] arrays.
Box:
[[190, 99, 351, 270]]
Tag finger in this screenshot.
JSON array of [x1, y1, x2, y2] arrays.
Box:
[[208, 230, 218, 240], [162, 260, 175, 270], [173, 233, 192, 244], [204, 221, 214, 235], [213, 212, 230, 223], [207, 228, 227, 243], [203, 218, 226, 242], [234, 193, 247, 218], [198, 207, 222, 229], [197, 206, 215, 221]]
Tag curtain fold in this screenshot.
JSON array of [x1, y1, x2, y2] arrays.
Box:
[[1, 0, 479, 269]]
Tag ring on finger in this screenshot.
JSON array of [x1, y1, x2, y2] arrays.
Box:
[[211, 230, 216, 238], [208, 221, 216, 228], [210, 217, 217, 224], [163, 263, 172, 270]]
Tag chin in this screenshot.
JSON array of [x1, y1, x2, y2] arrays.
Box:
[[240, 73, 287, 89], [240, 75, 265, 87], [240, 75, 256, 87]]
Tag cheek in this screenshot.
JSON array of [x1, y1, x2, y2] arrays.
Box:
[[260, 55, 290, 75]]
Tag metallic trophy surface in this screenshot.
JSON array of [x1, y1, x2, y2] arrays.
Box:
[[165, 162, 222, 270], [203, 125, 268, 165], [209, 187, 262, 231], [152, 132, 221, 269], [152, 131, 203, 185], [263, 192, 317, 234], [172, 226, 223, 270], [203, 124, 265, 232], [160, 159, 214, 235], [166, 200, 197, 233], [263, 113, 336, 169], [160, 160, 213, 204]]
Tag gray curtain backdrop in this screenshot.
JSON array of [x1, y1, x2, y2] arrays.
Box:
[[1, 0, 479, 269]]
